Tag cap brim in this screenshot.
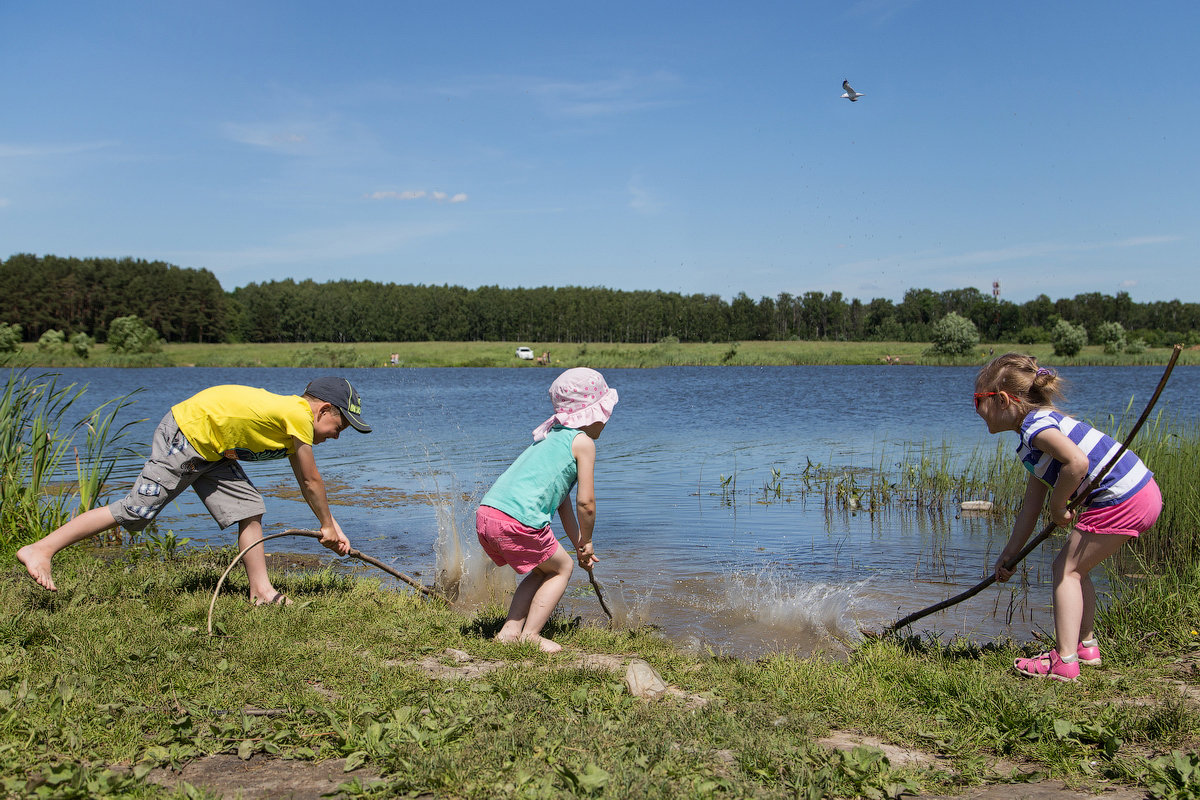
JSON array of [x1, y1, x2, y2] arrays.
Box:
[[341, 408, 372, 433]]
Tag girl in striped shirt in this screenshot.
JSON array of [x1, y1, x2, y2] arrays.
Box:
[[975, 353, 1162, 681]]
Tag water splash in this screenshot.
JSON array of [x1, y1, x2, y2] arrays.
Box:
[[431, 481, 515, 605]]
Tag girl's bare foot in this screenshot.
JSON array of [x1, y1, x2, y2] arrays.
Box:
[[16, 545, 57, 591], [495, 632, 521, 644], [525, 635, 562, 653]]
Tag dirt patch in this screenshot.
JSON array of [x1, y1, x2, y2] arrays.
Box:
[[146, 753, 384, 800], [918, 782, 1144, 800]]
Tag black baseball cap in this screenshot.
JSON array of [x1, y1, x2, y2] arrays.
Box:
[[304, 377, 371, 433]]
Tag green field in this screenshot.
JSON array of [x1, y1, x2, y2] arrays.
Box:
[[6, 339, 1197, 369]]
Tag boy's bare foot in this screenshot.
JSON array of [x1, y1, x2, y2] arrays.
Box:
[[16, 545, 57, 591]]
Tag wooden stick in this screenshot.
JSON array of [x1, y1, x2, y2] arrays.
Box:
[[877, 344, 1183, 638], [585, 566, 614, 621], [207, 529, 449, 635]]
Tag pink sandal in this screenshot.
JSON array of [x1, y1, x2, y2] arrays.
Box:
[[1014, 649, 1079, 682]]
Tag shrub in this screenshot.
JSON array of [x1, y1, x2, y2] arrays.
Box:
[[1096, 321, 1126, 354], [1051, 319, 1088, 357], [1016, 326, 1046, 345], [37, 329, 65, 351], [1126, 338, 1147, 355], [70, 332, 94, 359], [107, 315, 163, 354], [927, 312, 979, 356], [0, 323, 21, 353]]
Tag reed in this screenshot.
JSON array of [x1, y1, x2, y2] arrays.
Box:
[[0, 370, 139, 553]]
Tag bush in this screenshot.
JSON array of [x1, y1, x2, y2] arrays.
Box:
[[1016, 326, 1046, 345], [1126, 338, 1147, 355], [37, 329, 65, 351], [927, 312, 979, 356], [107, 315, 163, 354], [1096, 321, 1126, 354], [0, 323, 21, 353], [70, 332, 94, 359], [1051, 319, 1088, 357]]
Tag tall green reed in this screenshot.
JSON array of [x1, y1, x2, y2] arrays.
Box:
[[0, 371, 140, 553]]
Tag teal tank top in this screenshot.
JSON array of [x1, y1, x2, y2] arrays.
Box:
[[481, 425, 582, 530]]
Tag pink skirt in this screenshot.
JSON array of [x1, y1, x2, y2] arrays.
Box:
[[1076, 478, 1162, 537]]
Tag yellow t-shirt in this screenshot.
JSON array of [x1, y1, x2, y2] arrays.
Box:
[[171, 385, 314, 462]]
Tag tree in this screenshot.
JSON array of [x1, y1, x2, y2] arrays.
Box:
[[927, 312, 979, 356], [0, 322, 22, 353], [70, 331, 94, 359], [107, 315, 163, 353], [1096, 321, 1126, 354], [1051, 319, 1088, 357], [37, 329, 66, 351]]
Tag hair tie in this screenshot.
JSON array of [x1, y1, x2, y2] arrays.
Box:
[[1035, 367, 1051, 377]]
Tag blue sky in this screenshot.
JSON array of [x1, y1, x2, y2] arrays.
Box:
[[2, 1, 1196, 304]]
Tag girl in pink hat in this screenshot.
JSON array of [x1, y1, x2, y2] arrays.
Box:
[[475, 368, 618, 652]]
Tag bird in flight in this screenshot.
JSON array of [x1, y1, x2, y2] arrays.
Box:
[[841, 80, 863, 102]]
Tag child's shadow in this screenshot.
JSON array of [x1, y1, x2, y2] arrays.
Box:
[[461, 613, 583, 641]]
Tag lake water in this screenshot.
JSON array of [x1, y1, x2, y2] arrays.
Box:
[[31, 364, 1199, 657]]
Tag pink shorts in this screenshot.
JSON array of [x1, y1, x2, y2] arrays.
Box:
[[475, 505, 560, 574], [1076, 478, 1162, 538]]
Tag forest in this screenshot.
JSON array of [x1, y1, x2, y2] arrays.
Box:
[[2, 253, 1197, 346]]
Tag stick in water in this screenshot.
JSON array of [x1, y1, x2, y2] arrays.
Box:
[[207, 529, 449, 635], [876, 344, 1183, 638]]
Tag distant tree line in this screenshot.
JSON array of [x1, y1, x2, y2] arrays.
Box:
[[2, 253, 1197, 346]]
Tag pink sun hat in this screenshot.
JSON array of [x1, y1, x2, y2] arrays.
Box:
[[532, 368, 618, 441]]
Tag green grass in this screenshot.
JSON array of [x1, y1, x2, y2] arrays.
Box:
[[2, 544, 1199, 799], [6, 340, 1197, 369]]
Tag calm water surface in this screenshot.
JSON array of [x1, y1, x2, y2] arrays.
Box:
[[40, 365, 1199, 656]]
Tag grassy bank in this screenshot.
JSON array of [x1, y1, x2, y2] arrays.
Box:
[[5, 339, 1197, 369], [2, 544, 1200, 799]]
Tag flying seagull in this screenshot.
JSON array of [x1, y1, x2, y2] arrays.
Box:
[[841, 80, 863, 102]]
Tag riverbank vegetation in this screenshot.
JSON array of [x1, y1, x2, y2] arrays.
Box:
[[4, 337, 1198, 369], [3, 373, 1200, 797]]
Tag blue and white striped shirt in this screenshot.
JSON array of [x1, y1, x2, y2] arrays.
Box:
[[1017, 409, 1152, 508]]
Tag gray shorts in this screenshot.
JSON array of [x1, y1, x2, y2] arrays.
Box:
[[108, 412, 267, 531]]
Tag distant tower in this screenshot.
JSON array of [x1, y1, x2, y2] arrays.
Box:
[[992, 280, 1000, 300]]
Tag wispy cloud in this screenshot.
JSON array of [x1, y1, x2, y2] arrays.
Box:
[[840, 234, 1183, 274], [0, 141, 118, 158], [627, 174, 662, 215], [530, 70, 682, 118], [366, 190, 468, 203], [0, 198, 10, 208], [161, 220, 459, 276]]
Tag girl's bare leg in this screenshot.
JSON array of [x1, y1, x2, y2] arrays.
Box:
[[497, 570, 546, 643], [497, 544, 575, 652], [17, 506, 120, 591], [1052, 529, 1127, 658], [518, 545, 575, 652]]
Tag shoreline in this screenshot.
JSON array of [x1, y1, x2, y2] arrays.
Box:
[[5, 339, 1196, 369]]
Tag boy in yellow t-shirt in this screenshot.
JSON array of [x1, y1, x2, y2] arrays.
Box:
[[18, 377, 370, 605]]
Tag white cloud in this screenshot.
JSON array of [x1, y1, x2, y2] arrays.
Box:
[[0, 141, 118, 158], [366, 189, 468, 203], [628, 174, 662, 214], [0, 198, 10, 208]]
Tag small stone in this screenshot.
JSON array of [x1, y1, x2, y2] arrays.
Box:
[[625, 658, 668, 699]]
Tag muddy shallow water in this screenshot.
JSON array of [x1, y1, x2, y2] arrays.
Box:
[[50, 365, 1198, 657]]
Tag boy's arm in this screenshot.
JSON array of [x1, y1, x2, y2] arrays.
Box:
[[288, 439, 351, 555]]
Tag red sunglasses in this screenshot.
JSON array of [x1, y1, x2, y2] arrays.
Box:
[[973, 391, 1002, 409]]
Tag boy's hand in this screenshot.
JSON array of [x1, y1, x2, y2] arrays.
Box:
[[576, 541, 597, 570], [319, 520, 351, 556]]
